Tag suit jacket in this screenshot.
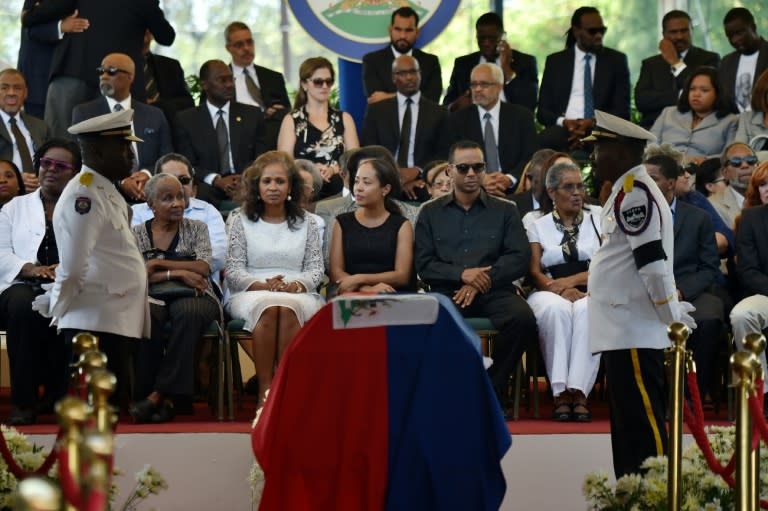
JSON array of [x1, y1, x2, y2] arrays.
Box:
[[443, 51, 538, 112], [508, 190, 535, 217], [0, 112, 50, 162], [229, 63, 290, 150], [650, 107, 737, 159], [442, 102, 538, 181], [708, 186, 743, 230], [173, 102, 266, 183], [537, 46, 631, 127], [362, 47, 442, 103], [45, 0, 175, 101], [361, 95, 447, 168], [635, 46, 721, 128], [144, 52, 194, 128], [18, 0, 62, 116], [720, 38, 768, 114], [72, 97, 173, 172], [673, 201, 720, 302], [735, 204, 768, 297]]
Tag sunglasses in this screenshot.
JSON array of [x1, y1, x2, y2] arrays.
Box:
[[39, 157, 75, 172], [727, 156, 758, 166], [177, 176, 193, 185], [309, 78, 334, 88], [97, 66, 131, 76], [453, 162, 486, 174], [585, 26, 608, 36]]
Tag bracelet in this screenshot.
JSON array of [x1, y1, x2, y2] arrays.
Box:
[[166, 270, 171, 281]]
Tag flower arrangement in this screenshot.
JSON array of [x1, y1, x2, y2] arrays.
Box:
[[111, 464, 168, 511], [583, 426, 766, 510]]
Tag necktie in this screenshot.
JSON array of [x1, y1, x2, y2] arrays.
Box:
[[8, 117, 33, 173], [113, 103, 124, 112], [483, 112, 500, 173], [144, 56, 159, 104], [216, 110, 231, 174], [583, 54, 595, 119], [397, 98, 412, 168], [242, 68, 264, 108]]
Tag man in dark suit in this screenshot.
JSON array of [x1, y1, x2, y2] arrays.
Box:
[[442, 63, 537, 196], [362, 7, 442, 104], [0, 69, 51, 194], [507, 148, 555, 215], [42, 0, 175, 138], [443, 12, 538, 113], [224, 21, 290, 150], [645, 152, 725, 397], [174, 60, 266, 208], [719, 7, 768, 114], [18, 2, 89, 118], [635, 10, 720, 128], [362, 55, 447, 202], [537, 6, 630, 151], [141, 30, 194, 132], [72, 52, 173, 202]]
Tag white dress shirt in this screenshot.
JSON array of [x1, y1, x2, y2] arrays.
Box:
[[231, 63, 263, 110], [561, 46, 596, 124], [203, 100, 234, 184], [0, 110, 35, 172]]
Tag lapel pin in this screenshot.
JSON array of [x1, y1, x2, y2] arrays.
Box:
[[236, 116, 242, 122]]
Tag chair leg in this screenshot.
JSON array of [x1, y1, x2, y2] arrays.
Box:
[[224, 330, 235, 421], [512, 358, 522, 421], [531, 348, 540, 419], [216, 326, 225, 421]]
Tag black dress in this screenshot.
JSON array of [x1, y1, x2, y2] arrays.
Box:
[[336, 211, 414, 291], [291, 105, 345, 199]]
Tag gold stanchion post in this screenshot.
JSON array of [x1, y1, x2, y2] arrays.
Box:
[[665, 322, 690, 511], [13, 477, 61, 511], [744, 333, 766, 511], [55, 397, 90, 511], [87, 369, 117, 434], [732, 350, 759, 511]]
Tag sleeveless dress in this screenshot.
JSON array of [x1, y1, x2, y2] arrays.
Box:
[[225, 212, 325, 331], [291, 106, 345, 199], [336, 211, 414, 291]]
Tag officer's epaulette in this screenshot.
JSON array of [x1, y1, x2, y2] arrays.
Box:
[[623, 174, 634, 193], [79, 172, 93, 187]]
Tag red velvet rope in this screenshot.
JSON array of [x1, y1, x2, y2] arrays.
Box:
[[0, 428, 62, 479], [86, 489, 107, 511], [57, 447, 81, 509]]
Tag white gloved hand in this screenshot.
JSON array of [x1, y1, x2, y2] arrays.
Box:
[[31, 290, 52, 318], [677, 300, 697, 331]]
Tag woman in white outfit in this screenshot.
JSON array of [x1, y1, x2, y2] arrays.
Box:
[[526, 161, 602, 422], [226, 151, 325, 408]]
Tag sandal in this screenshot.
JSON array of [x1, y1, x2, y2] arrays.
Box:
[[552, 395, 572, 422], [572, 402, 592, 422]]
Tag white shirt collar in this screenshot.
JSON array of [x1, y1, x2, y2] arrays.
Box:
[[390, 45, 413, 58], [206, 100, 230, 119], [396, 91, 420, 106], [105, 95, 132, 112], [477, 97, 502, 119]]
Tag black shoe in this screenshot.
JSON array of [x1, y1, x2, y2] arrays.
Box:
[[129, 399, 157, 424], [8, 407, 36, 426], [572, 403, 592, 423], [764, 394, 768, 419], [151, 401, 176, 423], [244, 375, 259, 396]]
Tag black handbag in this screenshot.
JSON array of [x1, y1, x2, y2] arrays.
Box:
[[148, 280, 200, 300]]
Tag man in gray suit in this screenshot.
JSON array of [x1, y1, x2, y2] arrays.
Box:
[[708, 142, 757, 229], [0, 68, 51, 194]]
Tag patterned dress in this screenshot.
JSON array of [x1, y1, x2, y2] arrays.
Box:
[[291, 106, 345, 198]]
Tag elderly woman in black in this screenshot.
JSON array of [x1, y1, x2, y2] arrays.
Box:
[[130, 173, 220, 423], [0, 139, 81, 424]]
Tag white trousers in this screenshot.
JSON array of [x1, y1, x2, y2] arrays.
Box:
[[730, 294, 768, 384], [527, 291, 600, 397]]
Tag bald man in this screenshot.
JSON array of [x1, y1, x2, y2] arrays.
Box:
[[72, 52, 173, 201]]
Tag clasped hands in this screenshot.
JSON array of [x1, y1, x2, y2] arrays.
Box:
[[453, 266, 492, 308], [546, 277, 586, 302], [21, 263, 57, 281], [249, 275, 304, 293], [563, 118, 596, 149], [336, 274, 395, 294]]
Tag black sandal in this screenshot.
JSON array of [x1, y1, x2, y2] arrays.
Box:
[[572, 402, 592, 422], [552, 401, 572, 422]]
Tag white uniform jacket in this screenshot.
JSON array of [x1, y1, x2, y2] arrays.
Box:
[[588, 164, 679, 353], [47, 167, 150, 339], [0, 190, 46, 295]]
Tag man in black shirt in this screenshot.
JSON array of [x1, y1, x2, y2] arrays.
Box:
[[415, 140, 537, 393]]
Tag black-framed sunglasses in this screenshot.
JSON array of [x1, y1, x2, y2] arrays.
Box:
[[96, 66, 131, 76], [453, 162, 486, 174], [586, 26, 608, 36], [177, 176, 193, 185], [39, 157, 75, 172], [727, 156, 758, 167], [309, 78, 334, 87]]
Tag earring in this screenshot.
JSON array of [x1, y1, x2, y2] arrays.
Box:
[[287, 194, 292, 201]]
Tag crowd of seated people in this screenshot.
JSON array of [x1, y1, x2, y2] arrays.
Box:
[[4, 3, 768, 423]]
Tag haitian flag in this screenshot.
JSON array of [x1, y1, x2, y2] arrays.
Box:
[[252, 293, 511, 510]]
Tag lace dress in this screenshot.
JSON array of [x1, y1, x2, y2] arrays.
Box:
[[225, 211, 325, 331], [291, 106, 345, 198]]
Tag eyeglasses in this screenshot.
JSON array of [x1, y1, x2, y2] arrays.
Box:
[[177, 176, 193, 185], [97, 66, 131, 76], [39, 157, 75, 172], [557, 183, 586, 193], [453, 162, 486, 174], [585, 26, 608, 36], [309, 78, 334, 88], [228, 38, 254, 50], [727, 156, 758, 167], [469, 81, 498, 89], [393, 69, 419, 77], [711, 177, 725, 184]]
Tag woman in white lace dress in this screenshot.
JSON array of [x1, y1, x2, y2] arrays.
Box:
[[225, 151, 324, 407]]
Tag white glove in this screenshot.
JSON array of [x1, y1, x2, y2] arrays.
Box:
[[677, 300, 697, 331], [31, 288, 52, 318]]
